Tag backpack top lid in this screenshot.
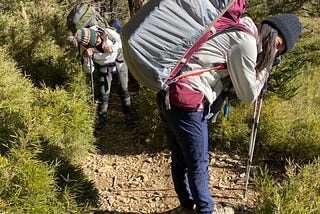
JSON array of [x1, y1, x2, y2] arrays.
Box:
[[66, 3, 108, 34], [214, 0, 247, 31]]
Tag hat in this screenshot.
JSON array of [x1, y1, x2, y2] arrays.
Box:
[[75, 28, 97, 47], [262, 14, 302, 54]]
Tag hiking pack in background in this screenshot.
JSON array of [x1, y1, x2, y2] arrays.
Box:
[[66, 2, 123, 34], [121, 0, 247, 91], [66, 3, 109, 34], [66, 3, 124, 61]]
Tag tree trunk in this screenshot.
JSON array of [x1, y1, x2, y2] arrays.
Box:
[[128, 0, 147, 17]]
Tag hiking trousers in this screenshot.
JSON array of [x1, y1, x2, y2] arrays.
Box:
[[96, 61, 131, 117], [156, 92, 214, 214]]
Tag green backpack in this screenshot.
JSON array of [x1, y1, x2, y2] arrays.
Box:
[[66, 3, 109, 34]]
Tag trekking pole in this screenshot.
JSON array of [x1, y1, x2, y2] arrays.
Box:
[[89, 55, 95, 103], [243, 80, 268, 199], [243, 56, 281, 198]]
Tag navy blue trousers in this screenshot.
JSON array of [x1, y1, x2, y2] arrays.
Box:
[[156, 92, 214, 214]]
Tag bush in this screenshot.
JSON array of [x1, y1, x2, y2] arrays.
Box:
[[208, 99, 252, 152], [255, 158, 320, 213], [133, 86, 167, 150], [33, 86, 96, 161], [0, 45, 98, 211], [0, 0, 74, 87], [0, 48, 35, 154], [0, 147, 84, 214]]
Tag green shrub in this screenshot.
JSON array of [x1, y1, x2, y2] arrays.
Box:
[[209, 98, 252, 152], [253, 17, 320, 164], [134, 86, 167, 149], [0, 0, 74, 87], [255, 158, 320, 214], [0, 145, 86, 214], [33, 86, 96, 161], [0, 44, 95, 160], [0, 48, 35, 154], [0, 45, 98, 211]]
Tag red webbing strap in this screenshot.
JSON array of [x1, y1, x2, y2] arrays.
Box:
[[174, 64, 226, 81], [165, 0, 237, 83]]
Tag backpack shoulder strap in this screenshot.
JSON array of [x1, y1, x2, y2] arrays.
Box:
[[165, 0, 238, 84]]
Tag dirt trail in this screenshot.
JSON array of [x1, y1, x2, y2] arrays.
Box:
[[79, 89, 256, 214]]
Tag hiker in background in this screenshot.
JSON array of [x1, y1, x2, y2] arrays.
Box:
[[68, 26, 135, 135], [156, 14, 302, 214]]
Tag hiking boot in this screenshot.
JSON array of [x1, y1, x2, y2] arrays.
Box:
[[124, 113, 136, 128], [94, 116, 107, 136], [170, 206, 195, 214], [213, 204, 234, 214]]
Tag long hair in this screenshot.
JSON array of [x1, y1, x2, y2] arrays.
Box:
[[255, 23, 279, 73]]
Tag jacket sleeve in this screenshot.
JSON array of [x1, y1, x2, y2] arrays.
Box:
[[227, 37, 268, 103], [105, 28, 122, 53]]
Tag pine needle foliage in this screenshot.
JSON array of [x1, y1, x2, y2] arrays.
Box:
[[0, 0, 75, 88], [133, 86, 167, 150], [33, 86, 95, 161], [0, 48, 35, 155], [0, 147, 83, 213], [208, 100, 252, 152], [238, 15, 320, 213], [0, 24, 97, 213], [255, 158, 320, 213]]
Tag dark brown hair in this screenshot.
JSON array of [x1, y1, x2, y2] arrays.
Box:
[[255, 23, 279, 74]]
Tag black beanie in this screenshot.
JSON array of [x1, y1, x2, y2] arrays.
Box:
[[262, 14, 302, 54]]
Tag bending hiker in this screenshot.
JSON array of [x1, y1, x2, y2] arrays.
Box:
[[68, 26, 135, 135], [156, 14, 302, 213]]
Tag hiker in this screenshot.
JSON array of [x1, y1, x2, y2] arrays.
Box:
[[156, 14, 302, 214], [68, 26, 135, 134]]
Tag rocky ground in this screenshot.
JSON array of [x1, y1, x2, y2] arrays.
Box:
[[79, 86, 257, 214]]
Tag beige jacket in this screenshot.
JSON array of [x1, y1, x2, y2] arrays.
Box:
[[183, 17, 268, 105]]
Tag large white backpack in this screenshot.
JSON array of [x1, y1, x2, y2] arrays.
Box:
[[121, 0, 247, 91]]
